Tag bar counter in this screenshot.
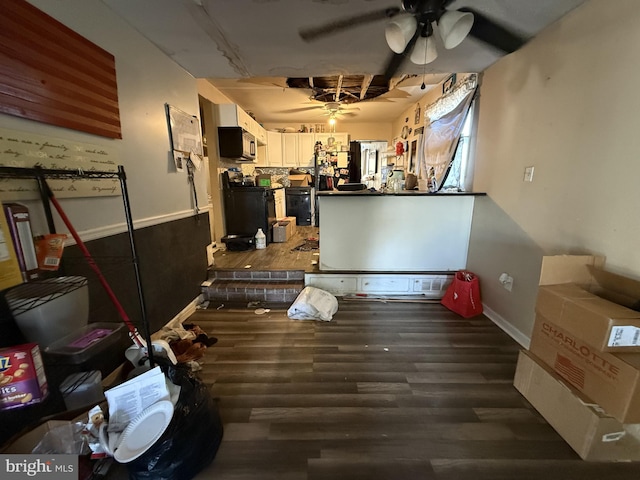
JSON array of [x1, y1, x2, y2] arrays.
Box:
[[317, 191, 485, 272]]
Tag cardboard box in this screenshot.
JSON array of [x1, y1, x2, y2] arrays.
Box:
[[273, 220, 294, 243], [514, 350, 640, 461], [0, 206, 23, 291], [0, 343, 48, 411], [1, 420, 69, 453], [3, 203, 39, 281], [256, 174, 271, 187], [537, 255, 640, 352], [289, 174, 311, 187], [281, 216, 297, 235], [529, 313, 640, 423]]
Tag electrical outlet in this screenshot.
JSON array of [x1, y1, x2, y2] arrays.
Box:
[[499, 273, 514, 292], [523, 166, 535, 182]]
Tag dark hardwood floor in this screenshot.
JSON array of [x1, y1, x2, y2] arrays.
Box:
[[190, 301, 640, 479], [212, 226, 320, 272]]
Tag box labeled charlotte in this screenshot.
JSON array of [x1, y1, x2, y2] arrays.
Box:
[[0, 343, 49, 410], [514, 350, 640, 461], [529, 313, 640, 423], [538, 255, 640, 352]]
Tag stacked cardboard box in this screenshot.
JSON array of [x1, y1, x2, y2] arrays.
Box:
[[515, 255, 640, 460], [514, 350, 640, 461], [273, 216, 297, 243], [273, 220, 293, 243], [288, 174, 311, 187]]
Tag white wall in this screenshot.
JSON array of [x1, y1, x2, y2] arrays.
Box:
[[467, 0, 640, 342], [0, 0, 207, 240]]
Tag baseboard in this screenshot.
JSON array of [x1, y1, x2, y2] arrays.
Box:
[[162, 295, 202, 331], [482, 304, 530, 349]]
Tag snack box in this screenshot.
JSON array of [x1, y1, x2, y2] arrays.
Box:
[[0, 343, 48, 411]]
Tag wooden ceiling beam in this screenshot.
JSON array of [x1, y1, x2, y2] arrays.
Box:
[[360, 74, 374, 100], [334, 75, 343, 102], [388, 74, 408, 92]]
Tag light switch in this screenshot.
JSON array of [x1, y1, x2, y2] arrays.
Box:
[[523, 166, 535, 182]]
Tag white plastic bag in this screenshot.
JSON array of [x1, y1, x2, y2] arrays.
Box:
[[287, 286, 338, 321]]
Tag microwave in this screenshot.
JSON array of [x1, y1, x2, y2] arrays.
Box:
[[218, 126, 256, 162]]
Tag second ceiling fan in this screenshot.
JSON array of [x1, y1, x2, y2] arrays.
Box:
[[299, 0, 526, 80]]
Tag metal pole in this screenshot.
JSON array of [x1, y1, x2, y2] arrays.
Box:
[[34, 167, 56, 233], [118, 166, 155, 367]]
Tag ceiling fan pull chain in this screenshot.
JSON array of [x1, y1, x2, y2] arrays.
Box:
[[421, 37, 427, 90]]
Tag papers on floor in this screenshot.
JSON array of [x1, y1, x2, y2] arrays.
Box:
[[104, 366, 170, 432]]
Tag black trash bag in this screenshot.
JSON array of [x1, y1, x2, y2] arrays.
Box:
[[126, 360, 223, 480]]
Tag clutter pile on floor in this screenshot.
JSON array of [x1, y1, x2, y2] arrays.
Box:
[[291, 236, 319, 251], [19, 321, 224, 478], [152, 321, 218, 370]]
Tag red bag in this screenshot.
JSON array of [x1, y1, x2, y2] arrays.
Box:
[[441, 271, 483, 318]]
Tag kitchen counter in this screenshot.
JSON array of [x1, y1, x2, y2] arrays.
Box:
[[317, 190, 485, 196]]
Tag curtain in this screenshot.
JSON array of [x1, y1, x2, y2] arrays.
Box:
[[418, 75, 477, 191]]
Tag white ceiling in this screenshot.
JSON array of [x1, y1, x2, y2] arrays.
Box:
[[102, 0, 588, 124]]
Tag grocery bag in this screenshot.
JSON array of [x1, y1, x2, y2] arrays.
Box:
[[441, 271, 483, 318], [287, 286, 338, 321]]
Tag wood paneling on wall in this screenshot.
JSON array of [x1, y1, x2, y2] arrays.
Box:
[[0, 0, 122, 138]]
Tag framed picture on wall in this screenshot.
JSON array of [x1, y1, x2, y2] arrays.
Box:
[[443, 74, 457, 94], [408, 140, 417, 173]]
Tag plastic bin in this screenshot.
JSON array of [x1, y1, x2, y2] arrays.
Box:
[[59, 370, 103, 411], [44, 322, 126, 365], [6, 276, 89, 348]]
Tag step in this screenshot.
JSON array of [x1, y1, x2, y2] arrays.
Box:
[[202, 278, 304, 303], [208, 269, 305, 281]]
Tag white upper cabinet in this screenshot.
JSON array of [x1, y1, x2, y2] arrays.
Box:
[[216, 104, 267, 145], [271, 132, 350, 168], [282, 133, 298, 167], [315, 132, 350, 152], [298, 133, 316, 167], [266, 131, 283, 166]]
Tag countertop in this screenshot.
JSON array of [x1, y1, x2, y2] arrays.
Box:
[[316, 190, 486, 196]]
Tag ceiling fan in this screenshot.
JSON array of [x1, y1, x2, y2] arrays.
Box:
[[299, 0, 526, 80], [277, 101, 359, 118]]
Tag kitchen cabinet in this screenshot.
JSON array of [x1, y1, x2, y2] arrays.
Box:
[[298, 133, 315, 167], [279, 132, 350, 168], [315, 132, 349, 152], [266, 131, 283, 166], [282, 133, 299, 167], [217, 104, 267, 145]]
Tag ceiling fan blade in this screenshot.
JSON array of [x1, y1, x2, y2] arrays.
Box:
[[277, 106, 321, 114], [300, 7, 400, 42], [458, 7, 526, 53], [382, 27, 420, 81], [238, 77, 289, 88]]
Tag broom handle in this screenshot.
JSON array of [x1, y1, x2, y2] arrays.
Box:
[[46, 189, 144, 348]]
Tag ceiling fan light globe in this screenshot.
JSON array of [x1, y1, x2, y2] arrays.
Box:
[[410, 36, 437, 65], [438, 10, 474, 49], [385, 14, 417, 54]]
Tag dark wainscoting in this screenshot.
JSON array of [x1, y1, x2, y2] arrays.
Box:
[[61, 212, 210, 335], [0, 212, 210, 347]]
